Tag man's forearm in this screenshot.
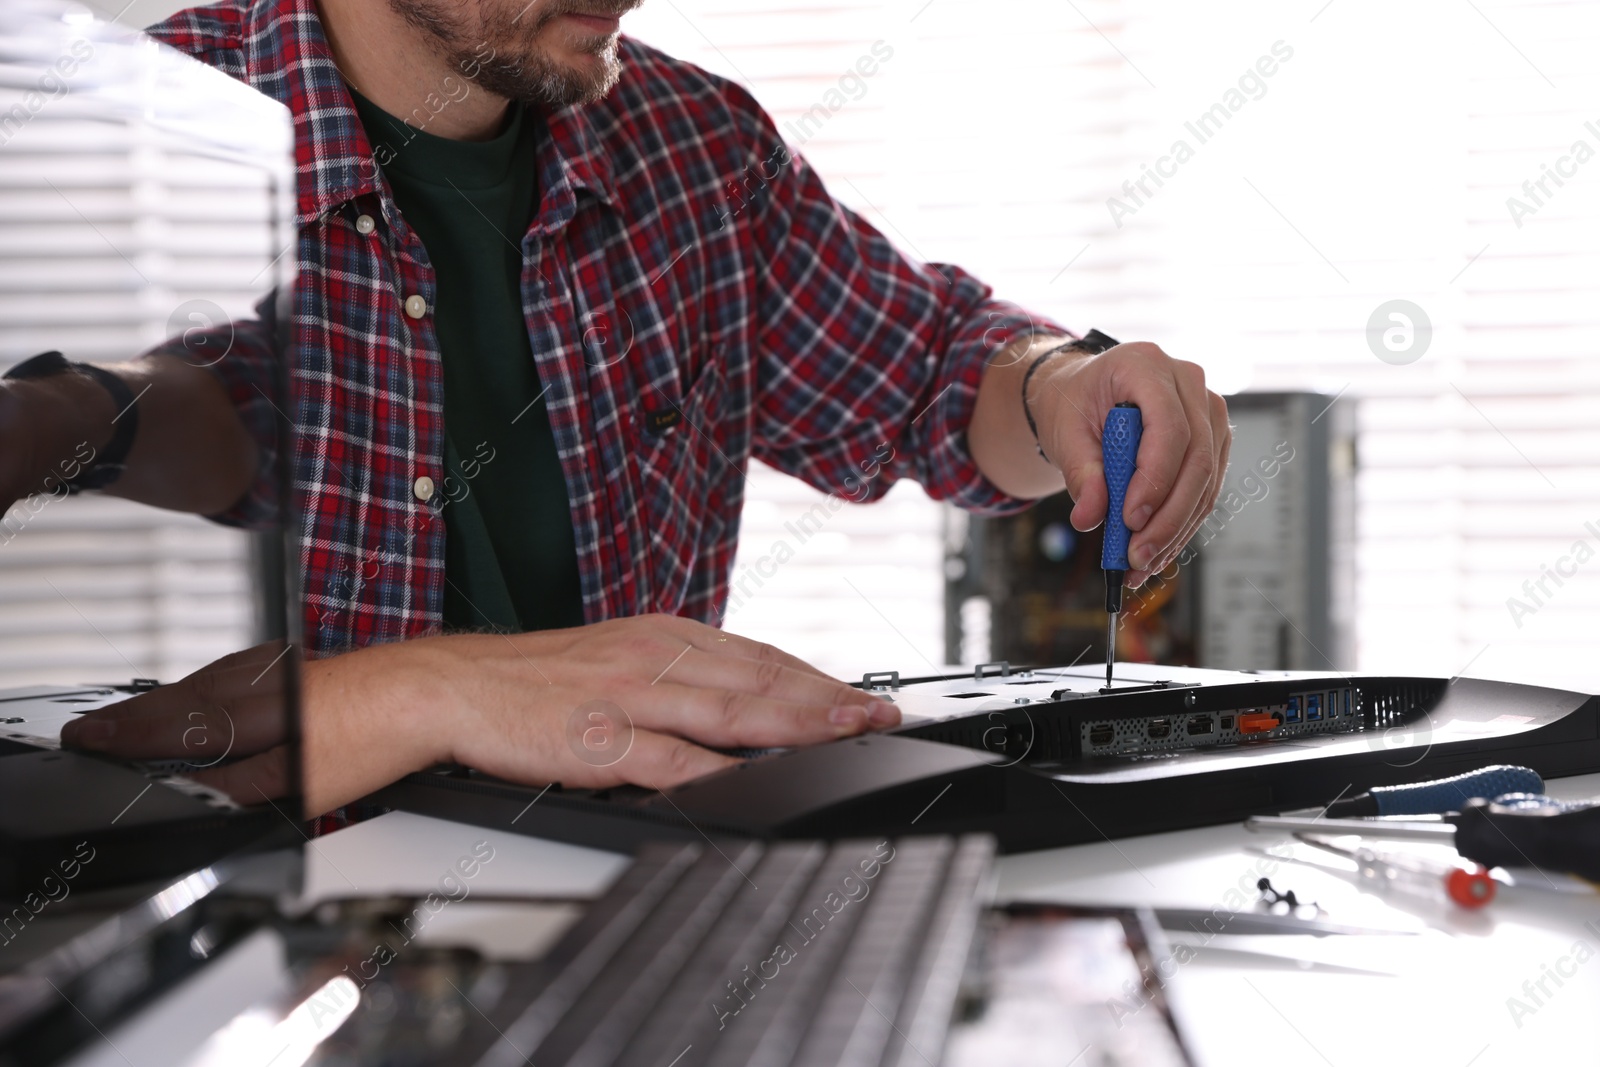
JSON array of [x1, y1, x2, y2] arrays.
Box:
[[968, 333, 1074, 499], [299, 640, 448, 815], [1, 353, 257, 515], [108, 354, 259, 513]]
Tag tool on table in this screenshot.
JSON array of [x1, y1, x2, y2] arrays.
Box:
[[1150, 906, 1410, 937], [1247, 792, 1600, 882], [1321, 764, 1543, 818], [1256, 876, 1317, 914], [1101, 402, 1142, 689], [1297, 837, 1497, 909]]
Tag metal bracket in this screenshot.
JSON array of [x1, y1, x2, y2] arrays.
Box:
[[974, 661, 1011, 681], [862, 671, 900, 692]]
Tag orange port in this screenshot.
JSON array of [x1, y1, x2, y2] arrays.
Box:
[[1238, 713, 1278, 735]]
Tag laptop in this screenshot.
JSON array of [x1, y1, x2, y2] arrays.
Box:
[[377, 661, 1600, 854]]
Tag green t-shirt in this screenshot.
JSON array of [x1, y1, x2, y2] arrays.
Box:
[[350, 88, 583, 633]]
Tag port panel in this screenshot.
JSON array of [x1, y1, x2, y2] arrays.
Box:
[[897, 677, 1445, 764], [1076, 685, 1370, 757]]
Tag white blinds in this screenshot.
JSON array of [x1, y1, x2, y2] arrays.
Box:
[[0, 3, 291, 686], [629, 0, 1600, 689]]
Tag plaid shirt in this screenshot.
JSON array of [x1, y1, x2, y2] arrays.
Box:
[[147, 0, 1063, 657]]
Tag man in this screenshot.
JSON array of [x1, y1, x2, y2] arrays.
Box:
[[12, 0, 1229, 812]]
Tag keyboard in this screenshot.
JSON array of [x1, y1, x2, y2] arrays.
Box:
[[468, 835, 995, 1067]]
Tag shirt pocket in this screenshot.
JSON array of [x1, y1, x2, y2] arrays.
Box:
[[629, 356, 725, 613]]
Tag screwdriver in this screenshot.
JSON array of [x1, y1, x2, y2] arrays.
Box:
[[1101, 403, 1142, 688], [1296, 837, 1498, 910], [1246, 793, 1600, 882], [1319, 764, 1543, 818]]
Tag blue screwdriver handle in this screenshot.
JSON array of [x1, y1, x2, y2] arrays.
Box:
[[1100, 404, 1143, 572], [1370, 764, 1543, 817]]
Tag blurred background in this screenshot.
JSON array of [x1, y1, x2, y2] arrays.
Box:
[[39, 0, 1600, 692]]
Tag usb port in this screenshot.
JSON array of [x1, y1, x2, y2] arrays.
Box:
[[1147, 718, 1172, 740], [1088, 724, 1115, 747], [1284, 697, 1302, 723], [1187, 716, 1214, 736], [1220, 715, 1235, 730], [1306, 694, 1322, 721], [1343, 689, 1354, 716]]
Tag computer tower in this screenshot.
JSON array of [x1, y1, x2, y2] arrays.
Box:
[[946, 391, 1356, 672]]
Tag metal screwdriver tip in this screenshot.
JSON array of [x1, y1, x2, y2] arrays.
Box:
[[1106, 612, 1115, 687], [1104, 567, 1124, 688]]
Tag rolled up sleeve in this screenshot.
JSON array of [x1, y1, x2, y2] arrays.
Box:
[[141, 289, 285, 529], [737, 87, 1067, 515]]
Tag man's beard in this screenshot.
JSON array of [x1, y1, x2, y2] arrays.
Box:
[[388, 0, 642, 109]]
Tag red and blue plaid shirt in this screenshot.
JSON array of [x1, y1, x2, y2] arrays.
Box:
[[147, 0, 1063, 657]]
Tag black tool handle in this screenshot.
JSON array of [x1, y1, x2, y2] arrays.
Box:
[[1453, 796, 1600, 882]]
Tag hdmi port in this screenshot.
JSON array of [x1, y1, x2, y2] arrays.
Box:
[[1146, 718, 1172, 740], [1187, 716, 1214, 736], [1088, 724, 1115, 747]]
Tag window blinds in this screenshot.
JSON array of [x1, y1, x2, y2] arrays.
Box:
[[629, 0, 1600, 689], [0, 1, 291, 686]]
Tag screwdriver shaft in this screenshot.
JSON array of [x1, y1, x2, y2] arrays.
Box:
[[1106, 610, 1115, 687], [1104, 567, 1123, 687], [1244, 815, 1457, 842]]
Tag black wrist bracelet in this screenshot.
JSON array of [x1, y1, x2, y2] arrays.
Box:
[[4, 350, 140, 493], [1020, 328, 1119, 460]]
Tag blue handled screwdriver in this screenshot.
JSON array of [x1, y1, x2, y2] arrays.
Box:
[[1101, 403, 1142, 688], [1321, 765, 1543, 818]]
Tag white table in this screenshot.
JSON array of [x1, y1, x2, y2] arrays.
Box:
[[302, 772, 1600, 1067]]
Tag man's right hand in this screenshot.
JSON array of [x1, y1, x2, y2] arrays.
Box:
[[63, 615, 900, 816]]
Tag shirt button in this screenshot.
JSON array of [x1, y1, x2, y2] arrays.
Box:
[[355, 213, 376, 235], [413, 476, 435, 501], [404, 294, 428, 319]]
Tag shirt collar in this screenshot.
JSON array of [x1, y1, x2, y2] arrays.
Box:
[[244, 0, 618, 227], [542, 92, 620, 220]]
